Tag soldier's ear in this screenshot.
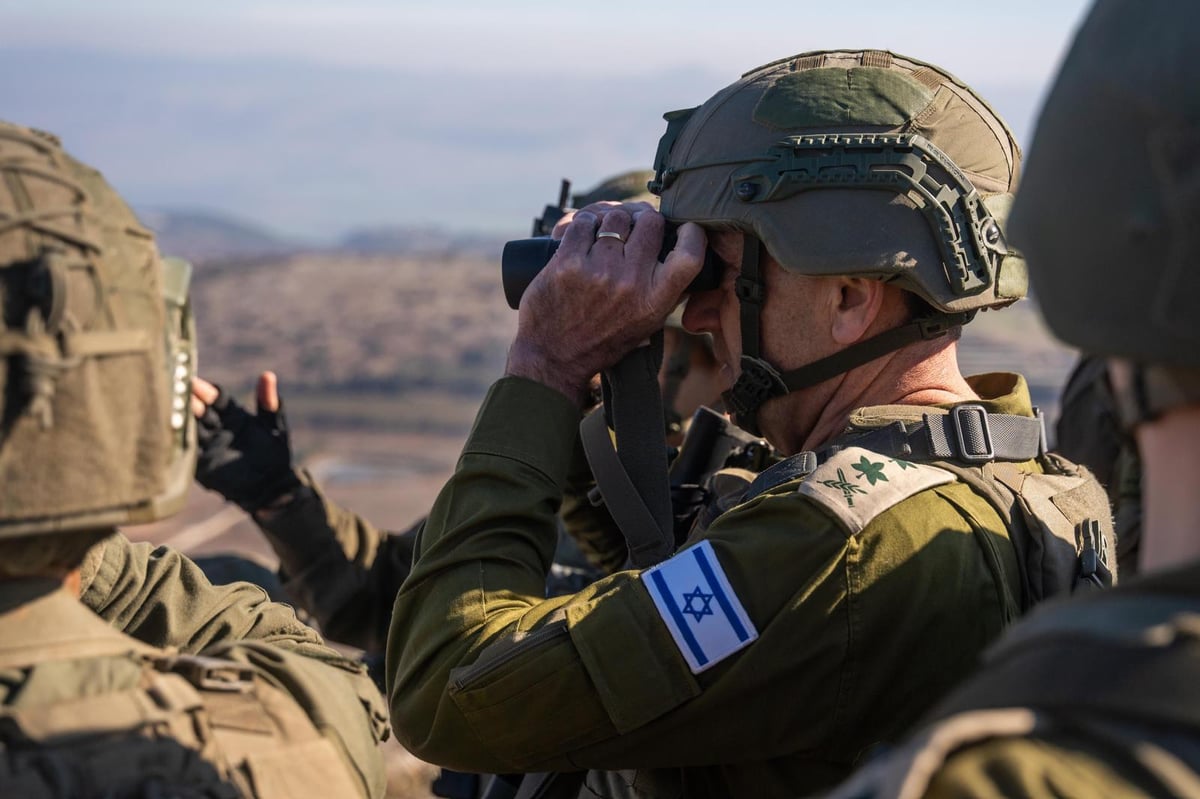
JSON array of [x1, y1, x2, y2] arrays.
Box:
[[830, 278, 886, 346]]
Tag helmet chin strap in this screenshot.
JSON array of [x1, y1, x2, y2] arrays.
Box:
[[721, 238, 975, 435]]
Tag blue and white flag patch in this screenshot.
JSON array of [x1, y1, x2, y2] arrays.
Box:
[[641, 540, 758, 674]]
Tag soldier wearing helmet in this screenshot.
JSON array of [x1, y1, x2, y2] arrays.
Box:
[[825, 3, 1200, 796], [385, 50, 1113, 797], [0, 122, 386, 798]]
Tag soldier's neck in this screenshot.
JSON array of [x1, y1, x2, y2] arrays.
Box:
[[1138, 406, 1200, 572], [64, 568, 82, 598], [765, 340, 976, 455]]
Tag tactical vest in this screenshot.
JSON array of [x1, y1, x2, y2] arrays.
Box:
[[710, 403, 1117, 610], [825, 589, 1200, 799], [0, 640, 364, 799]]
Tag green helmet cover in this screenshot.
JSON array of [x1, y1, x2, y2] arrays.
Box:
[[0, 122, 197, 537], [653, 49, 1026, 313]]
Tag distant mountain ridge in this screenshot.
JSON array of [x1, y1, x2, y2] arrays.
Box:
[[338, 225, 505, 258], [138, 208, 296, 262], [140, 208, 509, 263]]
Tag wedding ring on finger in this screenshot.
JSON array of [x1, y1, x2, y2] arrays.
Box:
[[595, 231, 626, 243]]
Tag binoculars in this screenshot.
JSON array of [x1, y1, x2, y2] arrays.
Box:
[[500, 223, 724, 310]]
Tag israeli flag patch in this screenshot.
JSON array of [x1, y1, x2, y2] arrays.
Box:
[[641, 540, 758, 674]]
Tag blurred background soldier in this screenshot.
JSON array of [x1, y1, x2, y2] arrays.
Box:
[[0, 121, 386, 798], [1055, 354, 1143, 576], [385, 49, 1113, 798], [825, 2, 1200, 795]]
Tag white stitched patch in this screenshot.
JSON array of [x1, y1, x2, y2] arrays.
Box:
[[797, 446, 955, 534], [641, 540, 758, 674]]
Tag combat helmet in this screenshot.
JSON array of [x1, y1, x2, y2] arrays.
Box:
[[651, 50, 1025, 431], [1010, 1, 1200, 424], [0, 122, 196, 537], [572, 169, 659, 208]]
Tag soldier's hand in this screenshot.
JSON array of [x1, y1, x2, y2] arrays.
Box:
[[507, 206, 705, 405], [192, 372, 301, 512], [550, 200, 657, 240]]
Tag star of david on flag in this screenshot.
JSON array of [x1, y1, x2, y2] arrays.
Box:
[[641, 540, 759, 674]]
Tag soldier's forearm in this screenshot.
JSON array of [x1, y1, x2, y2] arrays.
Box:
[[252, 474, 414, 650]]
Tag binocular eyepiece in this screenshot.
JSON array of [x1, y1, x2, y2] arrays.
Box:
[[500, 223, 724, 310]]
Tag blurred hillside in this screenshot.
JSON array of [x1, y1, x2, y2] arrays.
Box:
[[140, 209, 295, 262], [192, 249, 515, 432], [142, 208, 508, 262]]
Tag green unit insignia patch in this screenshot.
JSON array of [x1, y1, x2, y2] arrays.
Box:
[[799, 446, 954, 533]]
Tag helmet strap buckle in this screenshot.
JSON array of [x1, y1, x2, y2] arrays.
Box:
[[723, 356, 787, 435]]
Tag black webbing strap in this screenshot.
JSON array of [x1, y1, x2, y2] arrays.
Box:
[[579, 334, 675, 569], [738, 407, 1044, 503], [842, 409, 1045, 464], [741, 450, 820, 501], [735, 238, 764, 361], [721, 238, 773, 434], [779, 313, 974, 394], [723, 285, 975, 432], [580, 410, 674, 568]]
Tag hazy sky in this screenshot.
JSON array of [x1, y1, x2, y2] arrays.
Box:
[[6, 1, 1089, 79], [1, 0, 1094, 239]]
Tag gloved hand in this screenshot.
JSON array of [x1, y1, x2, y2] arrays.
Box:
[[192, 372, 302, 512]]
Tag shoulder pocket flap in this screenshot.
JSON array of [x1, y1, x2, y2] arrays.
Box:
[[799, 446, 955, 535]]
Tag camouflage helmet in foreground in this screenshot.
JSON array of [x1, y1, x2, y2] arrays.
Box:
[[0, 122, 196, 537], [1010, 0, 1200, 423], [650, 50, 1025, 431]]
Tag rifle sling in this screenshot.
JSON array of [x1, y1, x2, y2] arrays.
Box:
[[580, 335, 675, 570]]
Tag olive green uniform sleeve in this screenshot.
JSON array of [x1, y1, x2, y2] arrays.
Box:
[[388, 378, 1019, 790], [388, 378, 843, 776], [81, 533, 390, 798], [254, 474, 419, 652]]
